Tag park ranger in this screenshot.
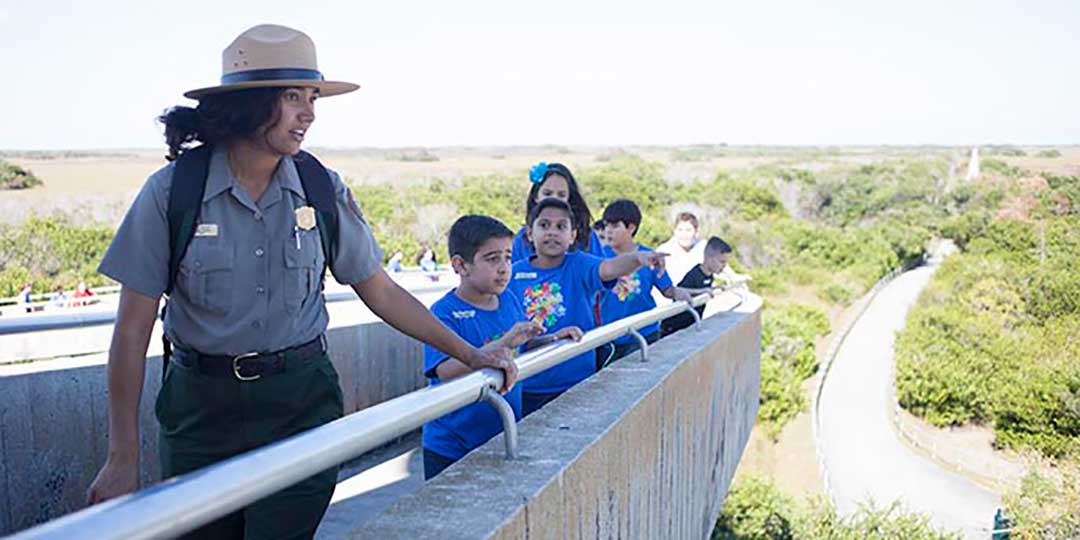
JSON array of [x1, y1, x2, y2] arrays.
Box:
[[85, 24, 516, 540]]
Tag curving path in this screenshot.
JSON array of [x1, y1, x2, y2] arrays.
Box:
[[818, 262, 999, 540]]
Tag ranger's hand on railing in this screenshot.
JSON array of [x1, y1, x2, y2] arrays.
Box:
[[464, 347, 518, 393]]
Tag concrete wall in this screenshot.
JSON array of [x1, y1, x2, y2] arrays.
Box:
[[0, 320, 425, 535], [353, 295, 762, 540]]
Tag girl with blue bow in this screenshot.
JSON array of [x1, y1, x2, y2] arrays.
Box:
[[511, 162, 604, 263]]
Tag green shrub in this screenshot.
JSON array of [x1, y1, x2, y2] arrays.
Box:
[[714, 475, 796, 540], [819, 282, 853, 305], [0, 216, 113, 296], [981, 158, 1022, 177], [1003, 460, 1080, 540], [1036, 149, 1062, 158], [0, 159, 43, 190], [758, 304, 830, 437], [1042, 175, 1079, 215], [388, 149, 439, 162], [986, 146, 1027, 157], [671, 146, 724, 162], [813, 160, 950, 227], [714, 475, 961, 539], [896, 200, 1080, 457]]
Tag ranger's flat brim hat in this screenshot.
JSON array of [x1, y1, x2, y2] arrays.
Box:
[[184, 24, 359, 99]]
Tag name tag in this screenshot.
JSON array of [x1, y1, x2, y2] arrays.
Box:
[[514, 272, 537, 280], [195, 223, 219, 237], [451, 310, 476, 319]]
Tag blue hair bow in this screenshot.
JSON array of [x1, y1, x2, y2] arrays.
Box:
[[529, 162, 549, 184]]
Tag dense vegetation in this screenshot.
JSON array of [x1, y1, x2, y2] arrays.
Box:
[[0, 217, 113, 297], [0, 158, 43, 190], [713, 474, 960, 539], [890, 162, 1080, 537], [895, 174, 1080, 458], [2, 151, 968, 442], [1003, 464, 1080, 539]]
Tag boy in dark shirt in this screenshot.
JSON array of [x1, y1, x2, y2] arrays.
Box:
[[660, 237, 734, 337]]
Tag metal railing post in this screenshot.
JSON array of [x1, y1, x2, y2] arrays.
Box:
[[683, 304, 702, 331], [480, 386, 518, 460], [627, 328, 649, 362]]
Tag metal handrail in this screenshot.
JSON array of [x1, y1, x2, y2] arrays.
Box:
[[0, 267, 444, 306], [6, 288, 745, 540], [0, 286, 121, 306], [0, 274, 458, 335]]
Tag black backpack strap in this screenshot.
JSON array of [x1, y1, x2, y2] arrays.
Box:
[[165, 144, 213, 296], [161, 334, 173, 382], [294, 150, 338, 284]]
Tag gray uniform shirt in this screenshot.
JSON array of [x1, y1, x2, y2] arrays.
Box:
[[98, 146, 383, 355]]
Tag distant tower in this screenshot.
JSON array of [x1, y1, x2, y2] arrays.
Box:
[[965, 147, 980, 180]]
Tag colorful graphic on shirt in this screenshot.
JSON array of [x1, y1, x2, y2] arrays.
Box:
[[613, 271, 642, 302], [523, 282, 566, 328]]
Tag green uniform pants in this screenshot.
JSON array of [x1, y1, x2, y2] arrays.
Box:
[[155, 351, 344, 540]]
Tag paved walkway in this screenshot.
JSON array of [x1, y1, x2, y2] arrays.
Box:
[[818, 264, 1000, 540]]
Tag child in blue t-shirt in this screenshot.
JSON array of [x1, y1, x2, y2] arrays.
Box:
[[511, 162, 604, 263], [423, 215, 583, 480], [598, 199, 695, 368], [509, 198, 669, 416]]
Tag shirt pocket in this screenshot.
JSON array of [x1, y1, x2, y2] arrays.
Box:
[[180, 244, 235, 315], [283, 231, 321, 314]]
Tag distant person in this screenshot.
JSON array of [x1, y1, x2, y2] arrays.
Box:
[[510, 162, 604, 263], [657, 212, 706, 285], [597, 199, 693, 367], [416, 246, 438, 271], [86, 24, 515, 539], [661, 237, 734, 337], [592, 219, 609, 248], [18, 283, 32, 313], [509, 198, 667, 415], [421, 215, 582, 479], [73, 280, 95, 307], [49, 285, 68, 309], [417, 246, 439, 280], [385, 251, 404, 273]]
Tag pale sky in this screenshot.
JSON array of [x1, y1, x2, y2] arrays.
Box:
[[2, 0, 1077, 149]]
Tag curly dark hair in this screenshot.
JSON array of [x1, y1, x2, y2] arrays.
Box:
[[158, 87, 285, 161], [524, 163, 592, 253]]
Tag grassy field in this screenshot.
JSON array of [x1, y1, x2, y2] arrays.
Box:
[[0, 144, 982, 226]]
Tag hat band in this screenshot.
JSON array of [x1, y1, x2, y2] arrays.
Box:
[[221, 68, 325, 85]]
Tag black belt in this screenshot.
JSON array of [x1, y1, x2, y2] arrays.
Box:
[[170, 336, 326, 381]]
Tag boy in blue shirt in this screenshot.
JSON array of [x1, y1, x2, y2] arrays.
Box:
[[598, 199, 695, 368], [510, 198, 669, 416], [423, 215, 583, 479]]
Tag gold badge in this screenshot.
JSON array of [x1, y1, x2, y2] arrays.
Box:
[[295, 206, 316, 230]]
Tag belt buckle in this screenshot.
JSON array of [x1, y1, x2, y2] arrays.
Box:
[[232, 352, 261, 381]]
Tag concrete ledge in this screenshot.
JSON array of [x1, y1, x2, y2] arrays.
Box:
[[0, 320, 424, 535], [351, 296, 762, 539]]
